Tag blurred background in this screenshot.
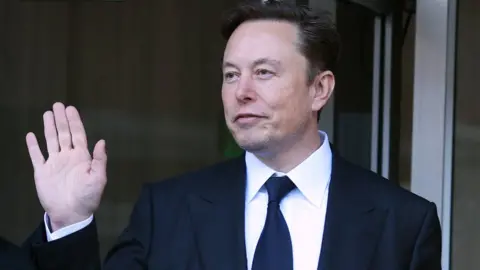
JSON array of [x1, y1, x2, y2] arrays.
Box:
[[0, 0, 477, 269]]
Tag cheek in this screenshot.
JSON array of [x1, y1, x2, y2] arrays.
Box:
[[221, 86, 228, 102], [262, 92, 297, 129], [257, 81, 290, 108], [273, 90, 311, 125], [221, 89, 233, 113]]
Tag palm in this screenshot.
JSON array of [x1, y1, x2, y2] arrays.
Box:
[[36, 148, 100, 220], [26, 103, 107, 230]]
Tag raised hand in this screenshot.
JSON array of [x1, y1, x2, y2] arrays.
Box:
[[25, 102, 107, 232]]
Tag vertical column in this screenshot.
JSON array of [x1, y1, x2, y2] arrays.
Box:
[[410, 0, 457, 268], [370, 17, 382, 173]]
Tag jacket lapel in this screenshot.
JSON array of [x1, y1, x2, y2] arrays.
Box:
[[318, 154, 387, 270], [188, 156, 248, 270]]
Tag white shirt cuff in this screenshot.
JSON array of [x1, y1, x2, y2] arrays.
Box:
[[44, 213, 94, 242]]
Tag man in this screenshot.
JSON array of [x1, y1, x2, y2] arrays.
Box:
[[0, 237, 35, 270], [24, 1, 441, 269]]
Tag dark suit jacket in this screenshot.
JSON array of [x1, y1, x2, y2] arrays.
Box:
[[0, 237, 35, 270], [26, 153, 442, 270]]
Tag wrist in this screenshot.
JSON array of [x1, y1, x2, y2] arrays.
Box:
[[48, 214, 92, 232]]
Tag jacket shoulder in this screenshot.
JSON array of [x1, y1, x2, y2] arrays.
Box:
[[339, 157, 436, 211], [143, 156, 244, 196]]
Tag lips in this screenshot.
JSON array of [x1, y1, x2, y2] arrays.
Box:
[[234, 113, 263, 121]]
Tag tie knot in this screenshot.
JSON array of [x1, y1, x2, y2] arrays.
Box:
[[265, 176, 296, 204]]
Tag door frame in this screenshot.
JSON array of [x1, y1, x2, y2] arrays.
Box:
[[410, 0, 457, 268]]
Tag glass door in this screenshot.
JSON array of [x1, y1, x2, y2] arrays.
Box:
[[451, 0, 480, 268], [310, 0, 403, 182]]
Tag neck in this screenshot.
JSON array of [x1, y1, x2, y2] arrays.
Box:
[[254, 126, 323, 173]]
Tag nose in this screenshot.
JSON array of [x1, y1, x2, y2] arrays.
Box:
[[235, 75, 256, 102]]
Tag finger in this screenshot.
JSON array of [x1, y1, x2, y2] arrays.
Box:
[[53, 102, 72, 151], [25, 132, 45, 168], [91, 140, 107, 174], [66, 106, 88, 149], [43, 111, 60, 155]]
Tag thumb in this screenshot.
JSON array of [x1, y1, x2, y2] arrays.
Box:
[[91, 139, 107, 174]]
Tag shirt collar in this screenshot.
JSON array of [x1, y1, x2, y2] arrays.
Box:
[[245, 130, 332, 207]]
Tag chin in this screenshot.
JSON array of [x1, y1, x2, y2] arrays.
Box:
[[230, 127, 273, 152], [237, 142, 266, 153], [234, 135, 270, 153]]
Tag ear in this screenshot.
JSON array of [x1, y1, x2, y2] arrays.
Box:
[[309, 70, 335, 112]]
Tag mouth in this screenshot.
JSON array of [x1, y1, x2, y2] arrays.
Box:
[[234, 113, 264, 121], [233, 113, 266, 125]]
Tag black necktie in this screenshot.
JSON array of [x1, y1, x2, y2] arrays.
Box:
[[252, 175, 296, 270]]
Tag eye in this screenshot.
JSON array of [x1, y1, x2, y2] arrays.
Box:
[[223, 71, 239, 83], [255, 69, 275, 79]]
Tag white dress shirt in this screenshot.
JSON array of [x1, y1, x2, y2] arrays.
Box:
[[44, 213, 93, 241], [244, 131, 332, 270], [45, 131, 332, 270]]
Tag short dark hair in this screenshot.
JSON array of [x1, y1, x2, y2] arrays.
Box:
[[221, 0, 341, 81]]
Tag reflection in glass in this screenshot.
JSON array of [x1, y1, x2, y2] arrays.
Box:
[[451, 0, 480, 268]]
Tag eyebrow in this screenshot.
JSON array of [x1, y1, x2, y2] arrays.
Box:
[[222, 61, 237, 70], [222, 58, 282, 70], [252, 58, 282, 68]]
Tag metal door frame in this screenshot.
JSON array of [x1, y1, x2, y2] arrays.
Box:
[[410, 0, 457, 268]]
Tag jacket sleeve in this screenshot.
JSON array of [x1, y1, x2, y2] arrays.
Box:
[[24, 184, 154, 270], [409, 202, 442, 270], [24, 218, 101, 270]]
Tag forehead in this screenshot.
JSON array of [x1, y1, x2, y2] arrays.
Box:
[[223, 20, 303, 66]]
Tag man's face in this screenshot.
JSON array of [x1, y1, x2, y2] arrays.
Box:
[[222, 20, 318, 154]]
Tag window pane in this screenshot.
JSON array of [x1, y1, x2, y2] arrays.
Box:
[[334, 2, 375, 170], [451, 0, 480, 268]]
